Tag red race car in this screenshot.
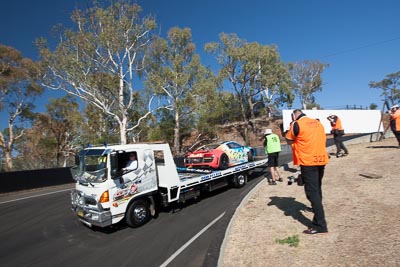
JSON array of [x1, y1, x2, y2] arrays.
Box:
[[184, 141, 255, 170]]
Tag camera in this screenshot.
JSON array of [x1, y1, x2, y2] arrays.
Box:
[[287, 176, 296, 185], [287, 174, 303, 186]]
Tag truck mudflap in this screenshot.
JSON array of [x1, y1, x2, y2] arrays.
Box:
[[71, 189, 112, 227]]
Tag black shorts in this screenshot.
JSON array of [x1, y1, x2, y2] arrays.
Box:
[[267, 152, 280, 167]]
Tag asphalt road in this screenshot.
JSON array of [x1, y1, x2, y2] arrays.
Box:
[[0, 152, 293, 267]]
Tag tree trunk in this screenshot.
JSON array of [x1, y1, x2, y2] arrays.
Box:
[[3, 150, 13, 172], [62, 157, 67, 168], [248, 95, 256, 120], [120, 116, 127, 145], [119, 73, 127, 145], [173, 108, 180, 155], [238, 96, 250, 146], [0, 124, 14, 171], [56, 151, 61, 167]]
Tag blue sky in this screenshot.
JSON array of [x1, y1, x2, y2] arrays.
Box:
[[1, 0, 399, 128]]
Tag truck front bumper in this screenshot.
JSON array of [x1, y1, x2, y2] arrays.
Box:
[[71, 189, 112, 228]]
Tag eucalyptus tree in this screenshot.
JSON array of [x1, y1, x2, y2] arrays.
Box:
[[14, 124, 57, 170], [36, 96, 83, 167], [0, 44, 43, 171], [205, 33, 291, 144], [369, 71, 400, 106], [197, 91, 241, 134], [80, 104, 120, 146], [246, 43, 292, 117], [288, 60, 329, 110], [36, 1, 159, 145], [145, 27, 217, 154], [14, 96, 82, 169]]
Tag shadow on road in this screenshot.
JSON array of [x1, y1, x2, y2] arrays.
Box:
[[267, 196, 313, 228], [281, 163, 298, 173]]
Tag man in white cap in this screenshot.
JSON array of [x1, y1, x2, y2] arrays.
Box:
[[263, 128, 282, 185], [389, 104, 400, 147]]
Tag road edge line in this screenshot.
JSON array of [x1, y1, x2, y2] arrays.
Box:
[[160, 211, 226, 267]]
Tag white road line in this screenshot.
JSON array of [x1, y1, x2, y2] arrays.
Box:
[[0, 189, 72, 205], [159, 212, 226, 267]]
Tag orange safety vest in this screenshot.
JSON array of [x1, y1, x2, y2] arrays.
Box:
[[286, 116, 329, 166], [391, 109, 400, 131], [331, 116, 343, 131]]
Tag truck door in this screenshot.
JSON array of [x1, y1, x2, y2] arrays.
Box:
[[109, 149, 158, 207]]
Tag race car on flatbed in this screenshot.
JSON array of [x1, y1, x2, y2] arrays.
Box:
[[184, 141, 255, 170]]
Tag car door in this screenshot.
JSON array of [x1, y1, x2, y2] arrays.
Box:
[[226, 142, 246, 165]]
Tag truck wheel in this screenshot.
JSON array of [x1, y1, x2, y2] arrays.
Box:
[[232, 172, 247, 188], [219, 154, 229, 170], [126, 199, 151, 227]]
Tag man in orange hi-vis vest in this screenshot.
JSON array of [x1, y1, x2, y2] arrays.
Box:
[[285, 109, 329, 235], [327, 114, 349, 157], [389, 104, 400, 148]]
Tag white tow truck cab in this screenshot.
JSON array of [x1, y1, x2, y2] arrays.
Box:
[[71, 142, 268, 228]]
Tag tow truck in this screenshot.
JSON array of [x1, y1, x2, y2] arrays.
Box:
[[70, 142, 268, 228]]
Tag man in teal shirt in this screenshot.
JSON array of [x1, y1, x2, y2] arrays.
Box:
[[263, 128, 282, 185]]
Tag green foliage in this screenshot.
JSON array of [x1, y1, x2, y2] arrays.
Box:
[[197, 91, 241, 133], [369, 103, 378, 110], [146, 110, 175, 143], [288, 60, 329, 110], [275, 235, 300, 247], [36, 0, 158, 145], [205, 33, 291, 144], [0, 44, 44, 171], [33, 95, 83, 167], [145, 27, 217, 154], [369, 71, 400, 106], [80, 104, 119, 145]]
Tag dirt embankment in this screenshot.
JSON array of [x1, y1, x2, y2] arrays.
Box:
[[219, 137, 400, 267]]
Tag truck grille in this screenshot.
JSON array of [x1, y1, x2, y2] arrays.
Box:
[[71, 190, 97, 207]]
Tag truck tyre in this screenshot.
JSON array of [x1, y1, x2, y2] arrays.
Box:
[[126, 199, 151, 227], [219, 154, 229, 170], [232, 172, 247, 188]]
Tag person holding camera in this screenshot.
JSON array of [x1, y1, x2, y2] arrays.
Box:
[[285, 109, 329, 235], [263, 128, 283, 185], [389, 104, 400, 148], [327, 114, 348, 158]]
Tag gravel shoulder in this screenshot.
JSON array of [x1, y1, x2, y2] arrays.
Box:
[[219, 137, 400, 267]]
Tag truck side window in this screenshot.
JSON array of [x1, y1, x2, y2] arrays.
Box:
[[154, 150, 165, 164], [123, 152, 138, 171]]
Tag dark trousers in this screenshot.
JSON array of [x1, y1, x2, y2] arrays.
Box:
[[334, 134, 348, 155], [393, 131, 400, 146], [301, 165, 328, 232]]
